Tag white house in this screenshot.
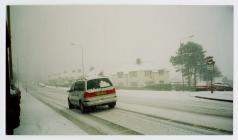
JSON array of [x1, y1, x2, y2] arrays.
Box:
[[111, 64, 169, 87]]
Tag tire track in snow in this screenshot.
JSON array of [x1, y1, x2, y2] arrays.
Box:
[[30, 91, 142, 135]]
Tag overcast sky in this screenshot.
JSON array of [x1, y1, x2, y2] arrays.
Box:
[[10, 5, 233, 81]]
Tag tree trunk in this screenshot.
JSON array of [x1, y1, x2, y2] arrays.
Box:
[[193, 68, 197, 87], [187, 67, 191, 87]]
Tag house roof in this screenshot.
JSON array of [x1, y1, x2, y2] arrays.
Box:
[[117, 64, 167, 73]]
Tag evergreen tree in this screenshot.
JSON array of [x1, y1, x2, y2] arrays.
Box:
[[170, 41, 221, 87]]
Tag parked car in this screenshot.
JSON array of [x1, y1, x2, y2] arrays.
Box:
[[67, 77, 117, 113], [196, 82, 233, 91], [195, 85, 209, 91], [213, 83, 233, 91]]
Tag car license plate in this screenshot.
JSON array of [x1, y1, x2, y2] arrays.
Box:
[[96, 91, 106, 96]]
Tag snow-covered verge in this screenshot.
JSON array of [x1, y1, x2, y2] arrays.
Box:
[[14, 89, 87, 135]]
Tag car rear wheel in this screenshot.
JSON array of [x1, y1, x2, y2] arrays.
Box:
[[80, 102, 88, 113], [108, 102, 116, 108], [68, 99, 74, 109]]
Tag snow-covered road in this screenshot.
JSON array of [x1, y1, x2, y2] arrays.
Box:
[[16, 86, 233, 135]]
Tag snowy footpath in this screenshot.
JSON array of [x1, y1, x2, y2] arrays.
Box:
[[14, 89, 87, 135]]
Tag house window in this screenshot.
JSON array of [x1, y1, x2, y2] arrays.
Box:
[[129, 71, 137, 78], [158, 70, 164, 75], [130, 82, 138, 87], [117, 72, 124, 78], [145, 71, 152, 77]]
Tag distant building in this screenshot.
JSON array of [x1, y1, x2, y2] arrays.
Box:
[[47, 68, 108, 87], [111, 65, 169, 87], [48, 70, 83, 87]]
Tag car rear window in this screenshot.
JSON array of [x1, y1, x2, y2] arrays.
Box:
[[87, 78, 113, 90]]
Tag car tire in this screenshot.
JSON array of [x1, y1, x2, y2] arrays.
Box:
[[108, 102, 116, 108], [80, 102, 87, 113], [68, 99, 74, 109]]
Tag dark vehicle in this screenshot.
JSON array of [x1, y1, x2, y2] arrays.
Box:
[[196, 83, 233, 91], [68, 77, 117, 113], [6, 84, 21, 134], [6, 7, 21, 134], [213, 83, 233, 91], [195, 85, 209, 91]]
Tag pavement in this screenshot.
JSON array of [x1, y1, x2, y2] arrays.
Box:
[[14, 87, 87, 135]]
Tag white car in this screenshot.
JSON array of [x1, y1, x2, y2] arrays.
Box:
[[67, 77, 117, 113]]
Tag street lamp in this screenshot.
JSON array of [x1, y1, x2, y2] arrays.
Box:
[[179, 35, 194, 91], [71, 43, 85, 78]]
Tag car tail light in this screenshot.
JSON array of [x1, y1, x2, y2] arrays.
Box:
[[84, 92, 97, 98], [106, 88, 116, 94], [84, 88, 116, 99]]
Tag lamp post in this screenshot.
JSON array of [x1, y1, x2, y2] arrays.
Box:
[[179, 34, 194, 91], [71, 43, 85, 78]]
